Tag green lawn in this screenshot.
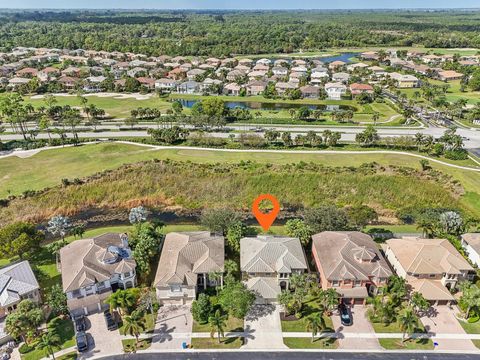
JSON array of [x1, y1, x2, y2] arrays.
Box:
[[21, 317, 76, 360], [191, 336, 243, 349], [364, 224, 419, 234], [57, 352, 77, 360], [458, 318, 480, 334], [379, 338, 434, 350], [371, 321, 403, 333], [281, 297, 334, 332], [122, 338, 152, 352], [193, 316, 244, 333], [472, 339, 480, 349], [283, 336, 338, 349]]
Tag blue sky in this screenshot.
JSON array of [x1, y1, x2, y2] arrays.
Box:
[[1, 0, 479, 9]]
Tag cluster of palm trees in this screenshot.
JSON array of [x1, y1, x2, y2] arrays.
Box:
[[368, 276, 429, 342], [0, 92, 107, 143], [106, 288, 156, 350]]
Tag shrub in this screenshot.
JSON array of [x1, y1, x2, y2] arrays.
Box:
[[444, 149, 469, 160], [468, 315, 479, 323], [19, 344, 33, 354]]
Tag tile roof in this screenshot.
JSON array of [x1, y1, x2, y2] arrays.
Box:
[[0, 261, 39, 307], [241, 236, 308, 274], [60, 233, 136, 292], [154, 232, 224, 287], [312, 231, 392, 281]]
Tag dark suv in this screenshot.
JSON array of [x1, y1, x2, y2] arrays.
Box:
[[104, 309, 118, 331], [75, 331, 88, 352], [73, 315, 86, 332], [339, 303, 353, 326]]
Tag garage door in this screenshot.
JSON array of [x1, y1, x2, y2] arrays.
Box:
[[354, 298, 364, 305], [343, 298, 352, 305]]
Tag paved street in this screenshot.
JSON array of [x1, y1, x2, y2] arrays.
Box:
[[2, 124, 480, 149], [242, 305, 286, 349], [99, 351, 480, 359], [331, 305, 382, 350]]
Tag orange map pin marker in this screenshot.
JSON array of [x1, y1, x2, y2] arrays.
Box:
[[252, 194, 280, 232]]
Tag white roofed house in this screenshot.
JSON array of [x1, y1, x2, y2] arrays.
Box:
[[240, 236, 308, 304], [154, 232, 225, 305], [223, 82, 242, 96], [324, 82, 347, 100], [461, 233, 480, 268], [59, 233, 137, 316], [0, 261, 40, 318], [83, 76, 106, 92], [155, 78, 178, 91]]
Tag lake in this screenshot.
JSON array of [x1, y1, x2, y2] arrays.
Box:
[[175, 99, 356, 112]]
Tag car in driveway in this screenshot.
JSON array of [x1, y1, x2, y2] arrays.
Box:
[[76, 331, 88, 352], [73, 315, 86, 332], [339, 303, 353, 326], [104, 309, 118, 331]]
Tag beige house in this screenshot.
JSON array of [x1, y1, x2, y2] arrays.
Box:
[[154, 232, 224, 305], [312, 231, 392, 305], [60, 233, 137, 316], [383, 237, 474, 305], [240, 236, 308, 304]]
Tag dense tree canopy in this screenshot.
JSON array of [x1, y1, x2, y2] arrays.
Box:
[[1, 10, 480, 56]]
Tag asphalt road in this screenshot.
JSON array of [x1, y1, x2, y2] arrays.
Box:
[[2, 126, 480, 149], [101, 351, 480, 360]]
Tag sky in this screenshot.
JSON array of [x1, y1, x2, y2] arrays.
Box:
[[1, 0, 479, 10]]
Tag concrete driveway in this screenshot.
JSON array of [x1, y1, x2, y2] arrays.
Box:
[[78, 312, 123, 359], [421, 305, 476, 351], [242, 304, 286, 349], [331, 305, 382, 350], [150, 305, 193, 350]]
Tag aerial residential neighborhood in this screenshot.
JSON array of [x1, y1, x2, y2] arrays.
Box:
[[1, 4, 480, 360]]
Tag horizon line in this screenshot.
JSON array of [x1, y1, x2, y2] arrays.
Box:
[[1, 7, 480, 11]]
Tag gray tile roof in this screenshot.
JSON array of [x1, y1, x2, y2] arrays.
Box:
[[246, 277, 281, 300], [154, 232, 224, 287], [241, 236, 308, 274], [0, 261, 39, 307], [312, 231, 392, 281]]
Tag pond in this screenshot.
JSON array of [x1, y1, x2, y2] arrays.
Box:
[[175, 99, 356, 112], [265, 52, 359, 64]]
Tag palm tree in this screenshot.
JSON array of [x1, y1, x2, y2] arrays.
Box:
[[410, 292, 430, 316], [398, 307, 419, 342], [319, 289, 339, 314], [123, 311, 146, 348], [305, 313, 326, 343], [208, 309, 227, 343], [372, 111, 380, 125], [106, 290, 137, 315], [37, 330, 61, 360]]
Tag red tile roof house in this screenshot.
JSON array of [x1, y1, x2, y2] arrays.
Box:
[[350, 83, 374, 97], [137, 77, 156, 90], [312, 231, 392, 305], [16, 67, 38, 78], [437, 70, 463, 81]]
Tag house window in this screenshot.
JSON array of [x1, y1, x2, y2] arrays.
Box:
[[429, 274, 436, 278], [354, 280, 361, 287], [72, 289, 81, 298], [171, 285, 182, 293], [331, 281, 339, 287]]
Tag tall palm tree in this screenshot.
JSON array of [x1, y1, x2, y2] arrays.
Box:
[[305, 313, 326, 343], [319, 289, 339, 314], [37, 330, 61, 360], [208, 310, 227, 343], [398, 307, 419, 342], [123, 311, 146, 348], [410, 292, 430, 316], [106, 290, 137, 316]]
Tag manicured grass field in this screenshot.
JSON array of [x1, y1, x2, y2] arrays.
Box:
[[21, 317, 76, 360], [193, 316, 244, 333], [364, 224, 419, 234], [458, 318, 480, 334], [283, 337, 338, 349], [122, 338, 152, 352], [56, 352, 77, 360], [378, 338, 434, 350], [191, 336, 243, 349], [281, 297, 334, 332]]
